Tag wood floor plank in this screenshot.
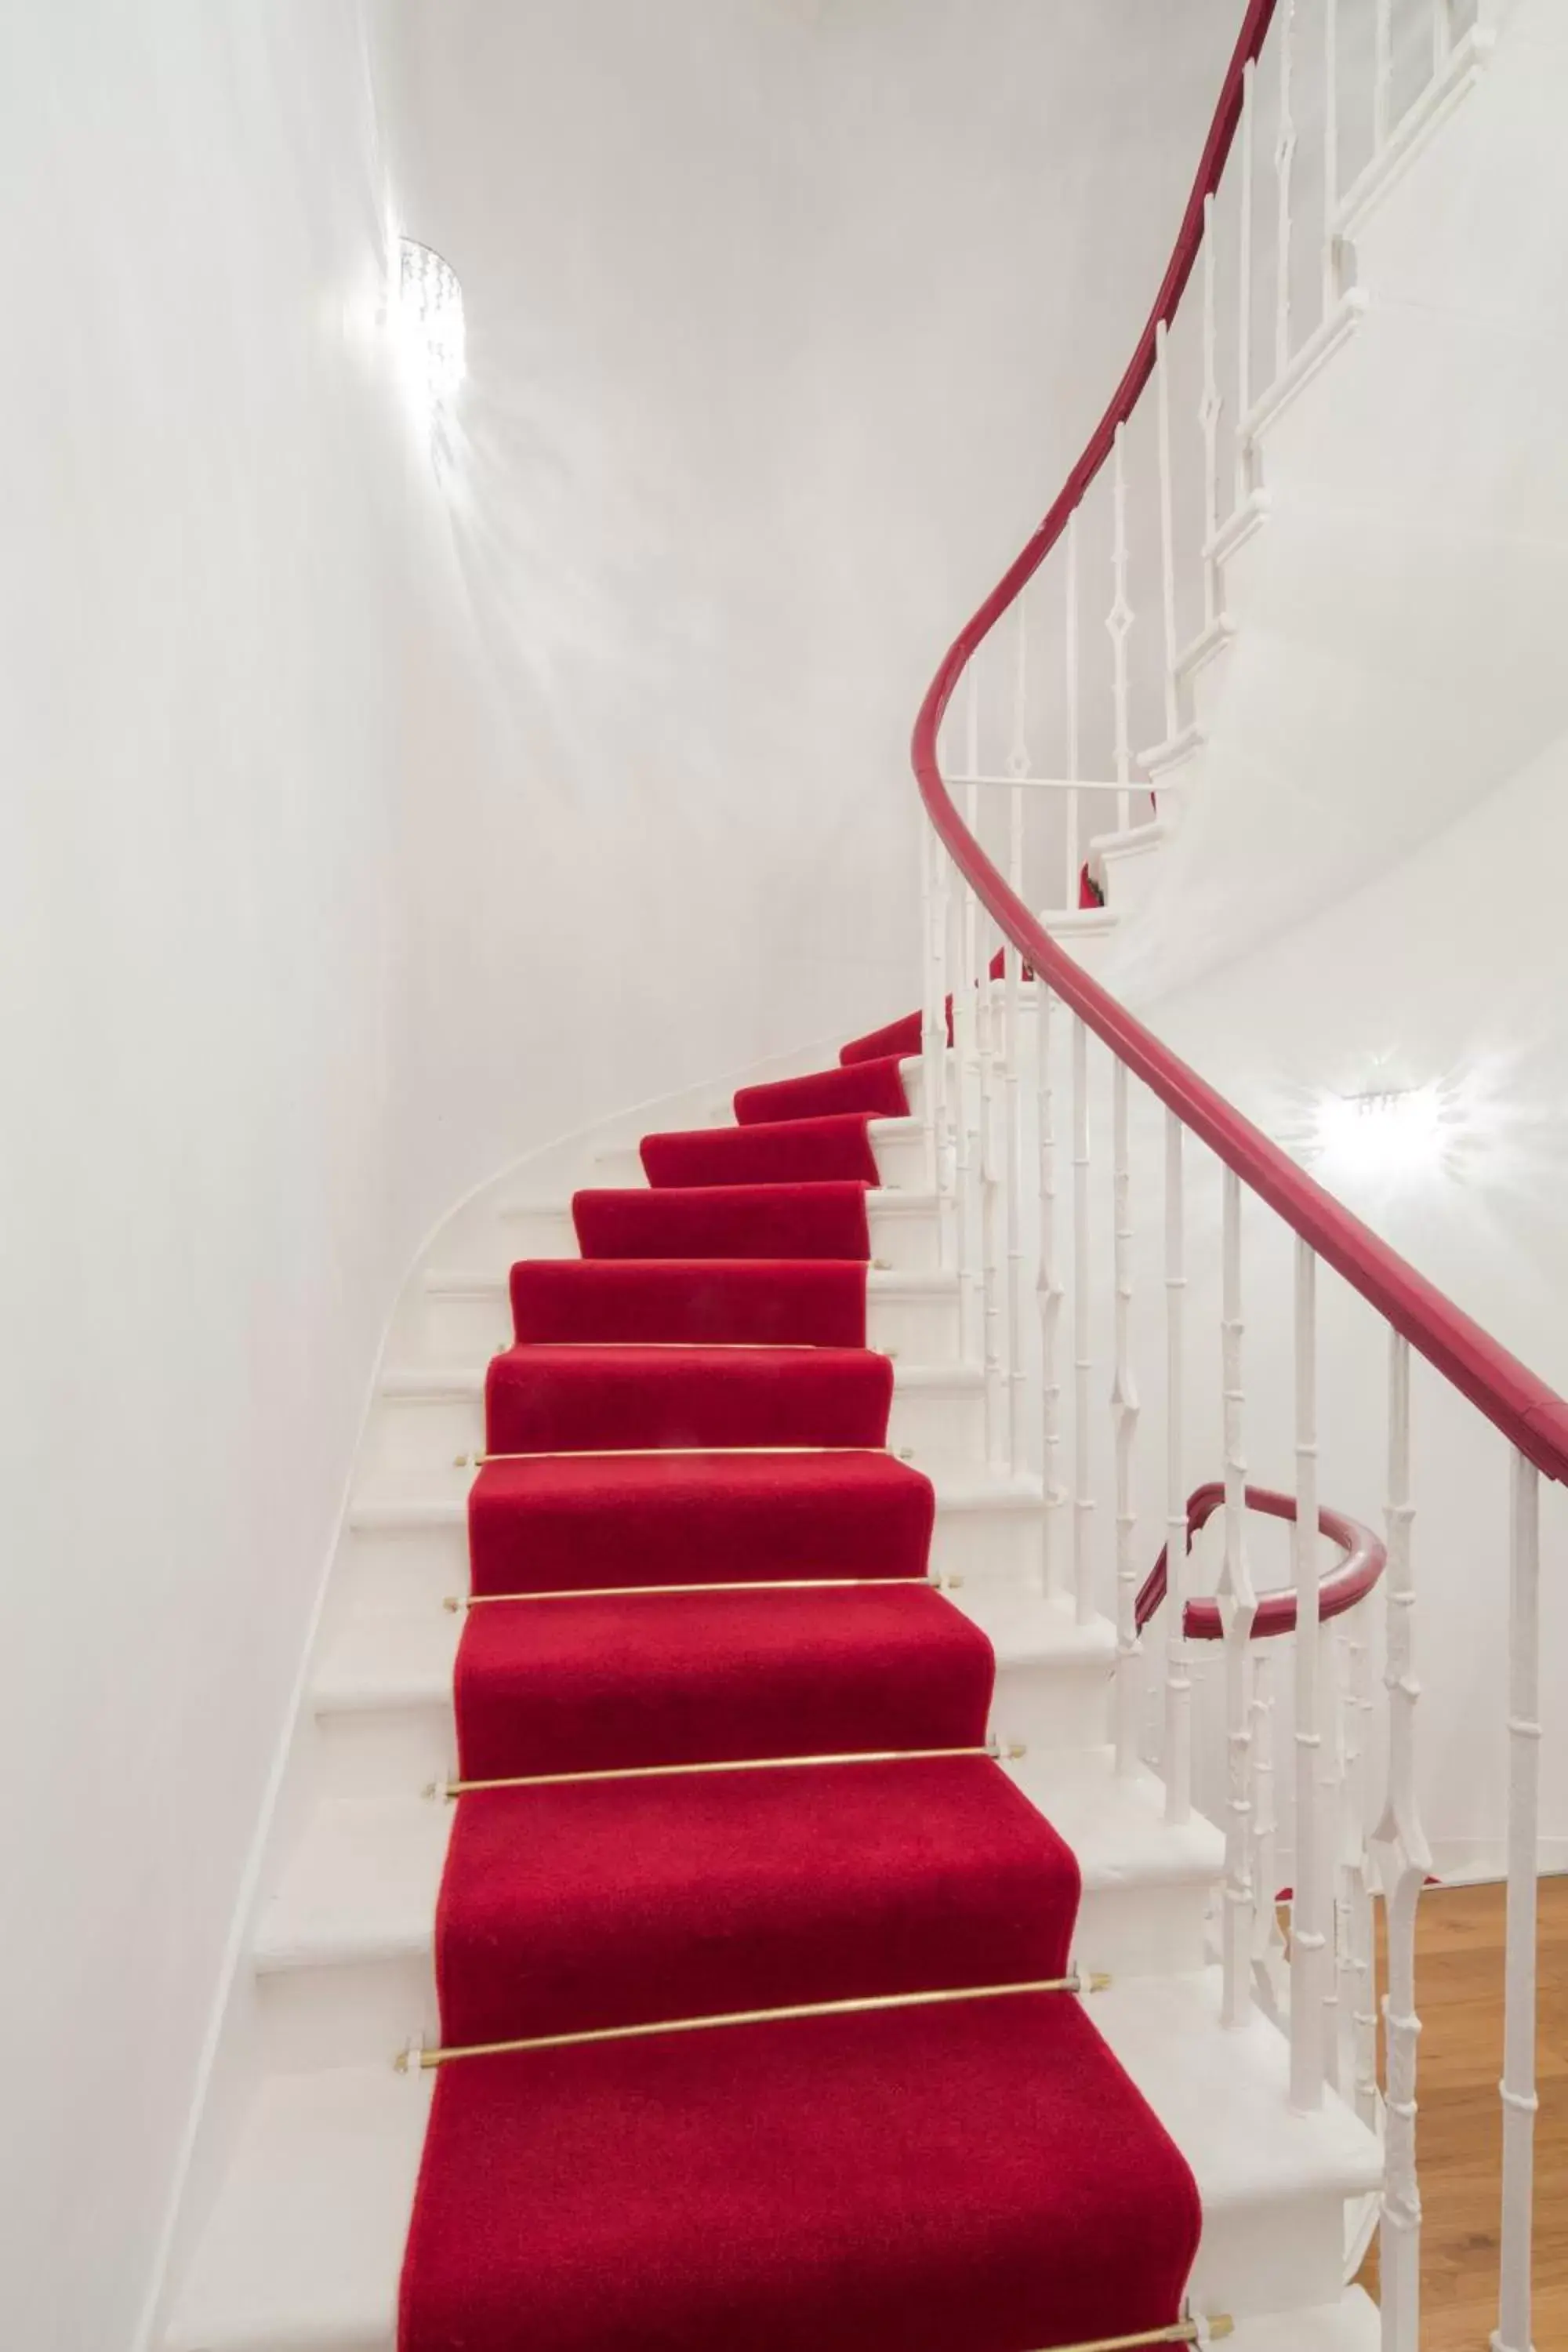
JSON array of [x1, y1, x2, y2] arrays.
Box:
[[1354, 1876, 1568, 2347]]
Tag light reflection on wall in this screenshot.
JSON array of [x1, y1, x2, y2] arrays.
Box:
[[393, 236, 465, 447]]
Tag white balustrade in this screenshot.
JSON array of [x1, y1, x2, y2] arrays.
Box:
[[908, 20, 1557, 2333]]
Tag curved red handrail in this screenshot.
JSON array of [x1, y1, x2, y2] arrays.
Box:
[[910, 4, 1568, 1488], [1135, 1483, 1386, 1642]]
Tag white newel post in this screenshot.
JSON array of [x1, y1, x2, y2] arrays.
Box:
[[1374, 1333, 1430, 2352], [1200, 194, 1222, 629], [1064, 510, 1082, 905], [1112, 1060, 1140, 1776], [1494, 1448, 1542, 2352], [1236, 61, 1256, 507], [920, 824, 940, 1192], [1163, 1112, 1192, 1824], [1290, 1239, 1326, 2108], [1273, 0, 1296, 383], [1218, 1167, 1258, 2028], [1155, 320, 1178, 748], [1004, 613, 1028, 1469]]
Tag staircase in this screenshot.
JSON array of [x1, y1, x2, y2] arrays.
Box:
[[154, 5, 1567, 2350]]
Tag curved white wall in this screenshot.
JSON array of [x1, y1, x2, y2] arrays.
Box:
[[2, 3, 1242, 2343]]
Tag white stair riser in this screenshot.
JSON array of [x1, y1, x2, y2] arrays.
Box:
[[250, 1864, 1212, 2077], [307, 1643, 1112, 1804], [416, 1284, 961, 1368], [1192, 2192, 1356, 2325], [592, 1122, 927, 1193], [358, 1377, 987, 1497], [336, 1493, 1050, 1620], [497, 1196, 944, 1274]]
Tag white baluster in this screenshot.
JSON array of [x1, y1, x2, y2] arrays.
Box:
[[1163, 1116, 1191, 1822], [954, 768, 981, 1364], [1251, 1650, 1286, 2015], [920, 824, 940, 1191], [1218, 1167, 1258, 2028], [933, 840, 953, 1260], [1433, 0, 1454, 71], [1004, 611, 1028, 1467], [1037, 982, 1065, 1598], [1374, 0, 1393, 152], [1290, 1240, 1326, 2108], [1274, 0, 1297, 381], [978, 913, 1004, 1469], [1112, 1060, 1140, 1773], [1072, 1015, 1094, 1625], [1345, 1608, 1379, 2131], [1374, 1332, 1430, 2352], [1156, 319, 1179, 746], [1494, 1450, 1542, 2352], [1319, 1620, 1346, 2095], [1108, 423, 1133, 833], [1323, 0, 1340, 315], [1236, 60, 1257, 503], [1065, 510, 1081, 906], [1200, 194, 1222, 628]]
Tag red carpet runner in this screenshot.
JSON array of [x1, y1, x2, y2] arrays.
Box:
[[400, 1044, 1201, 2352]]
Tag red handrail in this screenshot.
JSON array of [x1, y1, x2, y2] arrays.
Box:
[[1135, 1483, 1386, 1641], [909, 4, 1568, 1488]]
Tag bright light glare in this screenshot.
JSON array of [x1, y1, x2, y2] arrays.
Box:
[[393, 238, 464, 433], [1312, 1084, 1445, 1181]]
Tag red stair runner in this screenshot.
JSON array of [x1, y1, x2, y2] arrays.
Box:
[[735, 1053, 909, 1126], [436, 1752, 1080, 2048], [401, 1995, 1200, 2352], [401, 1025, 1201, 2350], [510, 1257, 867, 1347], [572, 1180, 872, 1260], [641, 1110, 880, 1186], [466, 1448, 935, 1595]]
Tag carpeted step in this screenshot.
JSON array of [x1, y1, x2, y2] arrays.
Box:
[[573, 1181, 872, 1261], [838, 951, 1011, 1067], [510, 1259, 866, 1349], [453, 1583, 993, 1782], [436, 1754, 1080, 2049], [641, 1112, 880, 1188], [466, 1450, 935, 1598], [399, 1990, 1201, 2352], [734, 1055, 908, 1127], [485, 1342, 893, 1456]]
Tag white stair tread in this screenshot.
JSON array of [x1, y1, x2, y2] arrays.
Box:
[[311, 1581, 1114, 1715], [1225, 2288, 1380, 2347], [425, 1265, 960, 1299], [256, 1750, 1219, 1977], [378, 1355, 982, 1400], [162, 2060, 429, 2352], [163, 1981, 1376, 2352], [1007, 1748, 1225, 1892], [1094, 1969, 1384, 2212], [347, 1458, 1047, 1537]]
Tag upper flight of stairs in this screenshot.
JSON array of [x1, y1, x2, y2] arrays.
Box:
[[162, 1029, 1383, 2352]]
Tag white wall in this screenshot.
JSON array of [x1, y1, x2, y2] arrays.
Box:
[[0, 3, 1240, 2342]]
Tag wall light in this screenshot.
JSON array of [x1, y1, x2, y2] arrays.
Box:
[[391, 237, 465, 439], [1312, 1083, 1446, 1182]]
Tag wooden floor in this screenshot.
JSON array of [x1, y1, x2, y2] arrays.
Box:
[[1354, 1876, 1568, 2347]]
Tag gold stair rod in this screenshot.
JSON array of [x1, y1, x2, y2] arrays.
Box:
[[1029, 2323, 1233, 2351], [447, 1573, 942, 1610], [397, 1971, 1108, 2071], [437, 1740, 1021, 1799], [459, 1444, 899, 1466]]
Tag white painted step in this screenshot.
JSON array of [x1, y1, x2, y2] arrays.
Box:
[[358, 1356, 989, 1497], [249, 1748, 1221, 2073], [307, 1577, 1116, 1801], [500, 1185, 944, 1272], [1226, 2293, 1380, 2350], [418, 1263, 961, 1367], [162, 1973, 1377, 2352], [339, 1461, 1056, 1617]]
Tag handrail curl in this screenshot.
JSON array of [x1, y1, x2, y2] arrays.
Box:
[[1135, 1483, 1385, 1642], [909, 0, 1568, 1486]]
